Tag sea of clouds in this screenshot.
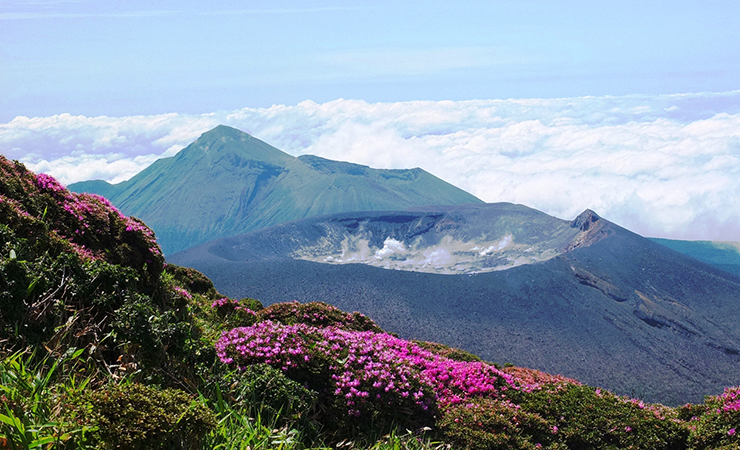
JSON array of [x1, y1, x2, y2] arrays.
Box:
[[2, 91, 740, 241]]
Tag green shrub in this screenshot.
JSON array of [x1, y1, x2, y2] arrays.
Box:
[[518, 384, 688, 450], [164, 264, 219, 297], [412, 340, 483, 362], [221, 364, 317, 427], [73, 383, 216, 450], [0, 160, 221, 389], [239, 297, 264, 312], [256, 301, 382, 332], [439, 397, 559, 450], [686, 387, 740, 450], [210, 297, 262, 330]]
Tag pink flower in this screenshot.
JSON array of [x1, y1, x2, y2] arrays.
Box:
[[173, 286, 192, 300], [216, 321, 521, 417], [729, 428, 736, 436], [34, 173, 66, 193]]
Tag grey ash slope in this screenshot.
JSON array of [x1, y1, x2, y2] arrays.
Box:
[[169, 203, 740, 406], [69, 125, 481, 254]]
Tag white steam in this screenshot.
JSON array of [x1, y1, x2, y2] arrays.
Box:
[[297, 233, 557, 274]]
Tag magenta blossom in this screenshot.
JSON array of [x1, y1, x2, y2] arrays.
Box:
[[216, 321, 519, 417]]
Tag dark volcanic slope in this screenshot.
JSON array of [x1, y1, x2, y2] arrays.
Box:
[[170, 203, 740, 405], [69, 125, 481, 254]]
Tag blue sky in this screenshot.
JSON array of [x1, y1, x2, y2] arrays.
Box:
[[2, 1, 740, 242], [2, 1, 739, 120]]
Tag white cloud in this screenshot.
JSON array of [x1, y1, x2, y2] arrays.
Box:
[[2, 91, 740, 241]]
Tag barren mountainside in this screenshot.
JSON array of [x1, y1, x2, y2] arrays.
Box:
[[170, 204, 740, 405]]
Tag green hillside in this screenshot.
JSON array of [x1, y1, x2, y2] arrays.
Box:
[[69, 125, 482, 254], [650, 238, 740, 276]]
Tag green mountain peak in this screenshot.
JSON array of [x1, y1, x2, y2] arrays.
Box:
[[70, 125, 482, 254], [176, 125, 295, 167]]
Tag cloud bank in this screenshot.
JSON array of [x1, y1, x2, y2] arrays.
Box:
[[2, 91, 740, 241]]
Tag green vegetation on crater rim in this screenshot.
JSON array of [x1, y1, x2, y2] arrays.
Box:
[[2, 157, 740, 449]]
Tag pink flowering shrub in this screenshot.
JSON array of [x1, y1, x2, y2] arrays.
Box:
[[173, 286, 193, 301], [215, 307, 689, 446], [0, 158, 203, 383], [0, 157, 163, 291], [33, 172, 66, 195], [1, 157, 163, 277], [687, 387, 740, 449], [216, 320, 522, 433]]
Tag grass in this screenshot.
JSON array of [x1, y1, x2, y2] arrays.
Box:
[[0, 350, 450, 450], [0, 348, 92, 449]]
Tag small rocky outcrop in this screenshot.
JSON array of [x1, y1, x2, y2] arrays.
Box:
[[571, 209, 600, 231]]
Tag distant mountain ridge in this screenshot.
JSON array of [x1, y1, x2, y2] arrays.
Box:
[[169, 203, 740, 405], [69, 125, 482, 254], [650, 238, 740, 276]]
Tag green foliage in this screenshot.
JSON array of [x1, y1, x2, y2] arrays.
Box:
[[219, 364, 317, 429], [439, 398, 558, 450], [0, 348, 92, 450], [164, 264, 219, 297], [257, 301, 383, 332], [72, 383, 216, 450], [239, 297, 264, 312], [200, 367, 323, 450], [209, 297, 261, 330], [685, 387, 740, 450], [517, 384, 688, 450], [1, 157, 164, 356], [435, 382, 693, 450], [0, 159, 224, 390], [411, 340, 483, 362]]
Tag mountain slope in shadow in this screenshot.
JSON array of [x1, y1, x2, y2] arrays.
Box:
[[69, 125, 481, 254], [169, 203, 740, 405]]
